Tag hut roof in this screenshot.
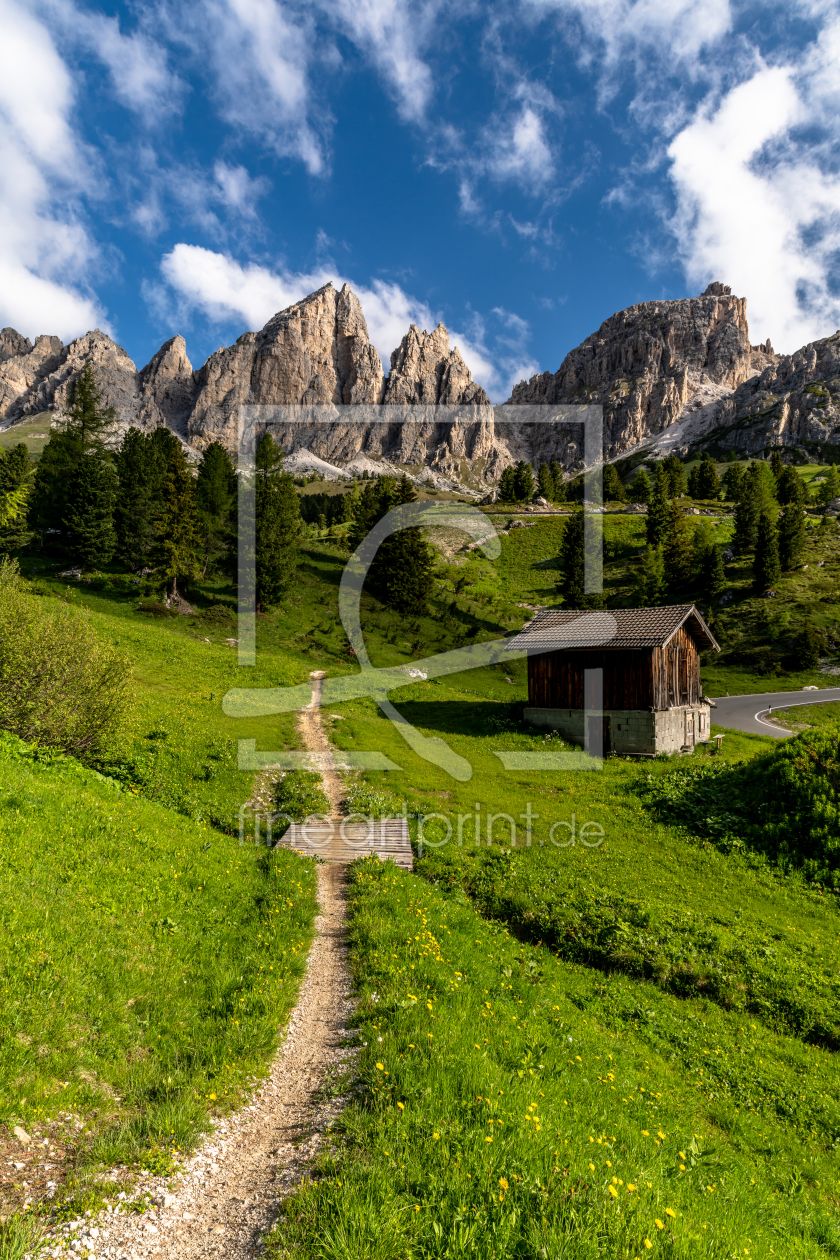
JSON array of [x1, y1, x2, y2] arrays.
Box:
[[505, 604, 720, 653]]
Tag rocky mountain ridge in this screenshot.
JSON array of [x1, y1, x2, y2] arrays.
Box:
[[2, 280, 838, 484]]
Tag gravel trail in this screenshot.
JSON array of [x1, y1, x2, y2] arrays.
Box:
[[42, 674, 354, 1260]]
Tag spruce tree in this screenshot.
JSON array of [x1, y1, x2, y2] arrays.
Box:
[[537, 463, 554, 500], [628, 467, 651, 504], [513, 461, 535, 502], [777, 464, 806, 505], [663, 500, 692, 590], [817, 463, 840, 505], [0, 443, 32, 551], [722, 462, 744, 502], [63, 452, 117, 567], [778, 500, 806, 571], [254, 433, 300, 608], [498, 466, 517, 502], [734, 461, 776, 553], [373, 475, 435, 614], [556, 511, 604, 608], [550, 461, 566, 501], [662, 454, 687, 497], [632, 544, 665, 607], [156, 442, 203, 599], [687, 465, 701, 499], [770, 449, 785, 489], [696, 453, 720, 499], [646, 464, 670, 546], [115, 428, 165, 571], [753, 509, 781, 590], [603, 464, 625, 502], [793, 622, 822, 669], [703, 546, 727, 601], [196, 441, 237, 576], [64, 361, 117, 451]]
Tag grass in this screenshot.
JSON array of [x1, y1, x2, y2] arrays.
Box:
[[267, 857, 840, 1259], [765, 700, 840, 731], [0, 413, 54, 457], [0, 731, 317, 1222]]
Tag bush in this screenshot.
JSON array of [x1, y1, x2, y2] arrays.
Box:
[[201, 602, 236, 625], [0, 558, 133, 755], [136, 599, 177, 618], [274, 769, 330, 823]]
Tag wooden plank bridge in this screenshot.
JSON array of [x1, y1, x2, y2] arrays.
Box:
[[275, 816, 413, 869]]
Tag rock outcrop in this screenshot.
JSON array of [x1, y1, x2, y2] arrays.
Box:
[[508, 283, 767, 462]]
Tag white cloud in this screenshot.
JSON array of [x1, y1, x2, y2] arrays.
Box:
[[323, 0, 438, 122], [667, 53, 840, 350], [486, 106, 554, 184], [152, 243, 536, 400], [0, 0, 108, 340], [163, 0, 328, 175]]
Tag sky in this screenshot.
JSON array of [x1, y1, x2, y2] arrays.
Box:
[[1, 0, 840, 401]]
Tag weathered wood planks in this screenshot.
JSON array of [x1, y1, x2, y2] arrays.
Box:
[[275, 817, 413, 869]]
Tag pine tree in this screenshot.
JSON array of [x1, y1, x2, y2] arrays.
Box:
[[513, 461, 535, 502], [156, 443, 203, 599], [537, 463, 555, 500], [632, 544, 665, 607], [373, 476, 435, 614], [63, 452, 117, 567], [64, 361, 117, 451], [115, 428, 165, 571], [753, 509, 781, 590], [663, 500, 692, 590], [550, 461, 566, 501], [722, 462, 744, 502], [778, 500, 806, 571], [696, 453, 720, 499], [777, 464, 806, 505], [817, 463, 840, 505], [0, 443, 32, 551], [734, 461, 777, 553], [254, 433, 300, 607], [662, 454, 687, 497], [703, 546, 727, 601], [498, 467, 517, 502], [196, 441, 237, 576], [770, 449, 785, 489], [792, 622, 821, 669], [687, 466, 701, 499], [646, 464, 670, 546], [628, 467, 651, 504], [556, 511, 604, 608], [603, 464, 625, 502]]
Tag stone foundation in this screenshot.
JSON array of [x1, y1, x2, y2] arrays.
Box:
[[523, 705, 712, 755]]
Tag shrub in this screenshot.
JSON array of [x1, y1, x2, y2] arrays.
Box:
[[201, 602, 236, 625], [0, 558, 133, 755], [136, 599, 177, 618], [274, 769, 330, 823]]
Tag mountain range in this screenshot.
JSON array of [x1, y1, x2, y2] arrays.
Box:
[[1, 280, 838, 489]]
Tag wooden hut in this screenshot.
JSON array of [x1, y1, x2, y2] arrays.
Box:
[[506, 605, 720, 755]]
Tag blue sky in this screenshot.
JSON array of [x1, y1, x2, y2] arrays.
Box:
[[2, 0, 839, 400]]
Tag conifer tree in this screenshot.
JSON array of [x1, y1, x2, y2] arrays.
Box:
[[628, 467, 651, 504], [777, 464, 806, 505], [632, 544, 665, 607], [663, 499, 692, 590], [753, 509, 781, 590], [537, 463, 555, 500], [817, 463, 840, 505], [550, 461, 566, 500], [662, 454, 687, 497], [793, 622, 821, 669], [372, 475, 435, 614], [64, 361, 117, 451], [254, 433, 300, 607], [156, 442, 203, 599], [498, 466, 517, 502], [733, 460, 777, 553], [0, 443, 32, 551], [646, 464, 670, 546], [703, 546, 727, 601], [722, 462, 744, 502], [556, 511, 604, 608], [196, 441, 237, 576], [778, 500, 807, 571], [513, 460, 535, 502], [603, 464, 625, 502], [695, 453, 721, 499], [770, 449, 785, 488], [115, 428, 165, 571], [63, 452, 117, 567]]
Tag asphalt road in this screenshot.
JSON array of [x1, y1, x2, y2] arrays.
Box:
[[708, 687, 840, 737]]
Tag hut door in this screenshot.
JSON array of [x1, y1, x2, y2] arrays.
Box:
[[587, 716, 611, 757], [684, 710, 695, 748]]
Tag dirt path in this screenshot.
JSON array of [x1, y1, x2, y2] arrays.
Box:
[[44, 675, 353, 1260]]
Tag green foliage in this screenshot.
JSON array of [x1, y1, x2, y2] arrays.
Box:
[[661, 453, 687, 497], [512, 460, 535, 502], [702, 545, 726, 601], [498, 466, 517, 502], [372, 476, 436, 615], [549, 460, 566, 501], [255, 434, 301, 608], [777, 464, 806, 505], [662, 500, 692, 591], [196, 441, 237, 576], [63, 451, 118, 567], [733, 461, 776, 554], [816, 463, 840, 505], [778, 500, 807, 571], [556, 511, 604, 608], [0, 443, 32, 549], [602, 464, 625, 502], [632, 544, 665, 606], [64, 361, 117, 451], [115, 428, 162, 571], [753, 509, 781, 590], [536, 462, 555, 501], [274, 769, 331, 823], [688, 454, 720, 500], [791, 622, 822, 670], [721, 462, 744, 502], [645, 465, 669, 546], [627, 467, 651, 503], [154, 442, 203, 597], [0, 559, 132, 755]]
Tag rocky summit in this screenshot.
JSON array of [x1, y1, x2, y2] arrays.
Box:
[[1, 280, 838, 484]]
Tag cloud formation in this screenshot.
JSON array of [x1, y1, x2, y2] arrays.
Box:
[[0, 0, 108, 340]]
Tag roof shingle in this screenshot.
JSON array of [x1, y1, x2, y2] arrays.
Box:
[[505, 604, 720, 652]]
